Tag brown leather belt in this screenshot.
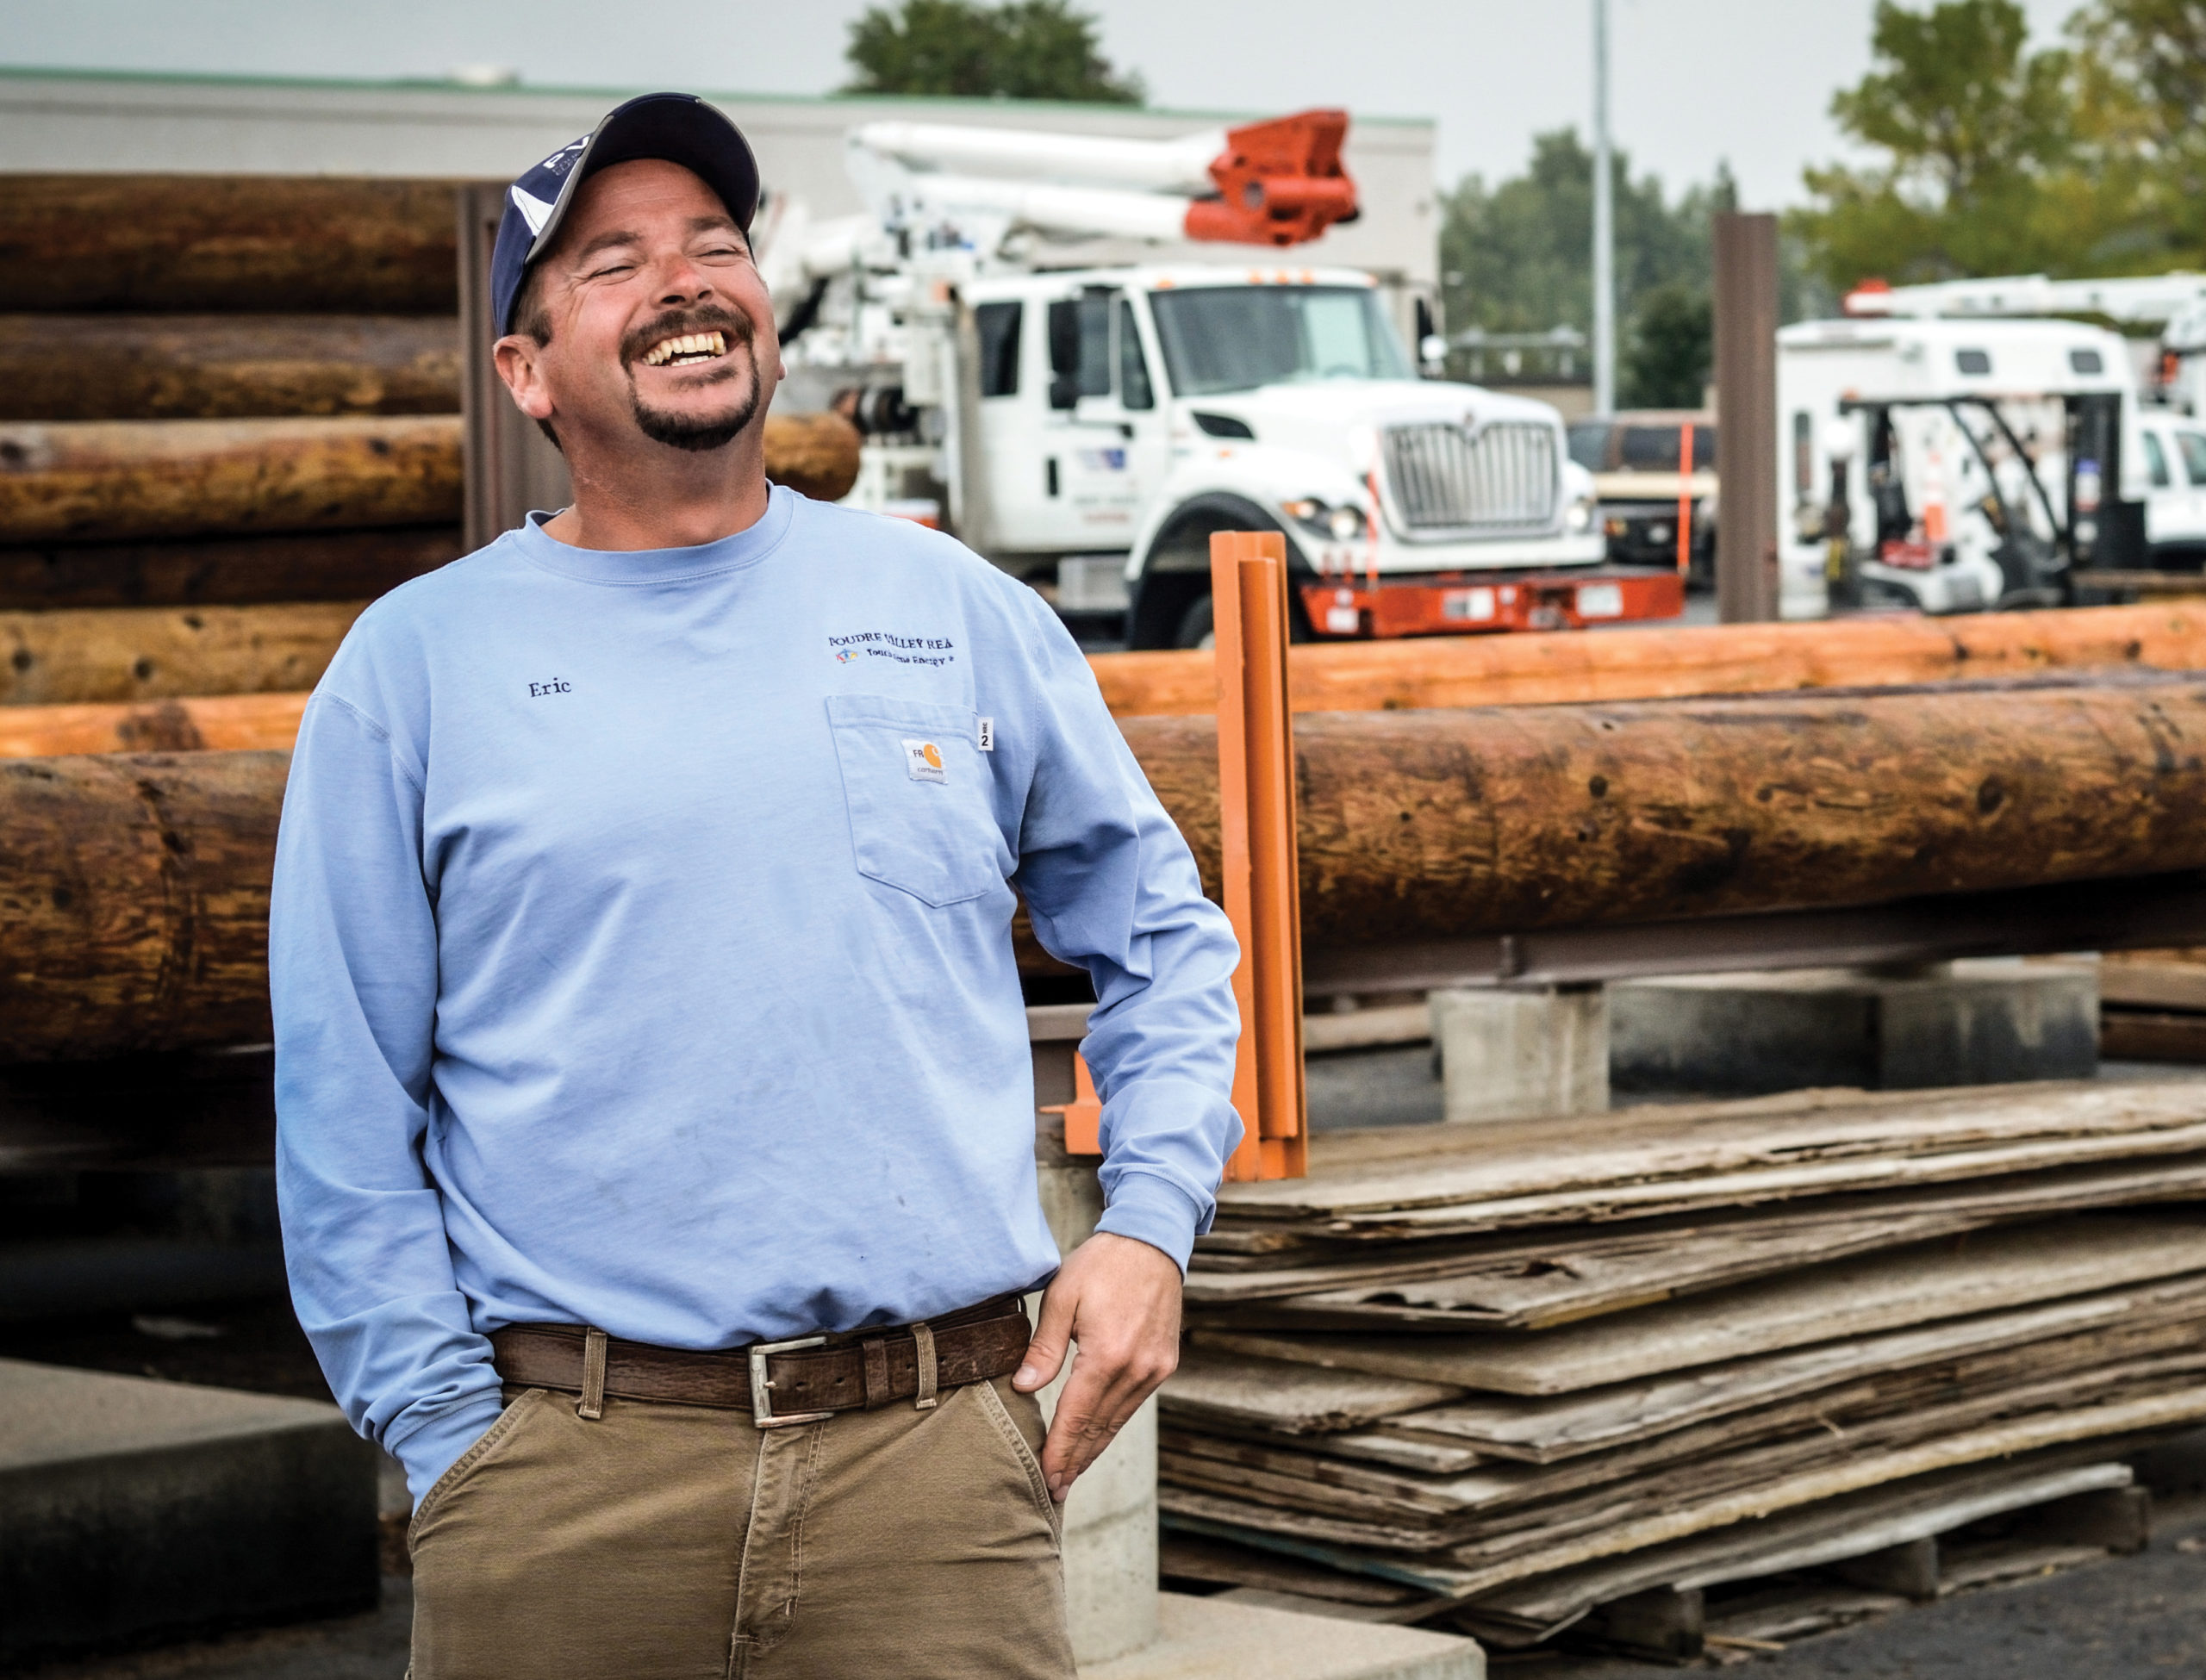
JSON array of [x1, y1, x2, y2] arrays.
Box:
[[489, 1294, 1032, 1428]]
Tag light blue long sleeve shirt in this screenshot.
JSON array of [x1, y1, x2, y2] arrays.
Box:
[[270, 487, 1241, 1505]]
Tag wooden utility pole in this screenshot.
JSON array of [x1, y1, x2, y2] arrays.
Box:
[[1713, 212, 1780, 623]]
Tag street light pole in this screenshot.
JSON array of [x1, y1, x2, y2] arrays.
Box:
[[1592, 0, 1615, 415]]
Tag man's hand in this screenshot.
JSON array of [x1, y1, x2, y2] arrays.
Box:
[[1012, 1231, 1182, 1503]]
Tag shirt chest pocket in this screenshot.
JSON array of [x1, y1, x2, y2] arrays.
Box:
[[826, 695, 1008, 907]]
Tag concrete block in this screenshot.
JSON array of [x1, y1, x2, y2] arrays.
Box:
[[0, 1358, 377, 1668], [1036, 1150, 1161, 1667], [1611, 960, 2098, 1096], [1078, 1592, 1483, 1680], [1430, 986, 1607, 1123]]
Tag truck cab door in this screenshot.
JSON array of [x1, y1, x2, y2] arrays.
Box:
[[1042, 289, 1154, 551]]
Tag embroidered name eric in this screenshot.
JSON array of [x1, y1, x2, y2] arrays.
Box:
[[527, 679, 572, 698]]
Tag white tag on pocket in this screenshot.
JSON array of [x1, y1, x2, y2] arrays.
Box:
[[902, 737, 947, 783], [976, 716, 994, 752]]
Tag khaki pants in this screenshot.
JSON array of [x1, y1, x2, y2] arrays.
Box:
[[407, 1374, 1072, 1679]]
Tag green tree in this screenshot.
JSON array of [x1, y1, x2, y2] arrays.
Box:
[[2071, 0, 2206, 265], [1792, 0, 2144, 291], [1620, 281, 1713, 409], [844, 0, 1144, 103], [1439, 129, 1763, 406]]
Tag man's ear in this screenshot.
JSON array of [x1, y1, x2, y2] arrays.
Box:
[[493, 334, 556, 423]]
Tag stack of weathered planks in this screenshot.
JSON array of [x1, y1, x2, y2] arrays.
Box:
[[1159, 1080, 2206, 1655]]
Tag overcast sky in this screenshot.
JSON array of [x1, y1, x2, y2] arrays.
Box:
[[9, 0, 2078, 208]]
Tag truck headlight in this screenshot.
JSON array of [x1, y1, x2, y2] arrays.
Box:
[[1285, 500, 1366, 542], [1566, 494, 1598, 534]]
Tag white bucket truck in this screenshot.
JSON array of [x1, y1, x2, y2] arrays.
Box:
[[1778, 312, 2147, 616], [760, 111, 1668, 648]]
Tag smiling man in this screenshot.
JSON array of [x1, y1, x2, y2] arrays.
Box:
[[269, 94, 1241, 1678]]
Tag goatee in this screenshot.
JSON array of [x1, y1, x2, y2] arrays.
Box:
[[631, 364, 760, 453]]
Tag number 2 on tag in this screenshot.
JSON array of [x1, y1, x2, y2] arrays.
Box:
[[977, 717, 995, 752]]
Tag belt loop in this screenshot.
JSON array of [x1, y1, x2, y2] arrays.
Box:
[[912, 1321, 938, 1411], [861, 1337, 890, 1409], [576, 1327, 608, 1421]]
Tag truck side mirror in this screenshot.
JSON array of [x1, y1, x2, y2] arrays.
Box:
[[1047, 300, 1081, 410]]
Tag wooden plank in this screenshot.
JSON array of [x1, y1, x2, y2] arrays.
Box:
[[1169, 1382, 2206, 1590], [1218, 1081, 2206, 1226], [1163, 1348, 2206, 1554], [1158, 1535, 1433, 1606], [1157, 1347, 1463, 1435], [0, 603, 362, 706], [1191, 1215, 2206, 1395], [1191, 1154, 2206, 1319], [1088, 603, 2206, 719], [1376, 1276, 2206, 1461], [1465, 1460, 2135, 1638]]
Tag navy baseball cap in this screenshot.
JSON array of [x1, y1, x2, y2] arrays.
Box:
[[492, 92, 761, 339]]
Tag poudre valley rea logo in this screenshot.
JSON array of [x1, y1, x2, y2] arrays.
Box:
[[828, 630, 957, 669]]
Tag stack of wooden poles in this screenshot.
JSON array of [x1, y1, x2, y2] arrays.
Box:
[[0, 173, 861, 760], [1158, 1082, 2206, 1656], [0, 176, 470, 737]]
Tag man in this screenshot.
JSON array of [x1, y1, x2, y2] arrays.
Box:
[[271, 92, 1240, 1678]]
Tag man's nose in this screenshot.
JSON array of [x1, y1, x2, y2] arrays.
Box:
[[651, 252, 713, 305]]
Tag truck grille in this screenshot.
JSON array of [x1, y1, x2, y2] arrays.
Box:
[[1382, 420, 1560, 534]]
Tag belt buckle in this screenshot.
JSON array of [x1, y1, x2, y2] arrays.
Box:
[[750, 1335, 836, 1428]]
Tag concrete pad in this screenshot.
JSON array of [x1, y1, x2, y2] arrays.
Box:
[[1077, 1592, 1484, 1680], [1611, 960, 2097, 1095], [0, 1358, 377, 1667]]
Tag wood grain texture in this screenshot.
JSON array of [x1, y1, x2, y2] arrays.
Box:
[[1091, 603, 2206, 718], [0, 602, 364, 706], [1125, 675, 2206, 954], [0, 750, 288, 1061], [0, 414, 857, 548], [0, 314, 461, 420], [0, 526, 461, 611], [0, 177, 458, 314], [0, 417, 464, 544], [0, 693, 309, 756], [1191, 1215, 2206, 1394]]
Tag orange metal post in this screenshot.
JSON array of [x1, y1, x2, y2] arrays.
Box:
[[1676, 420, 1695, 577], [1210, 531, 1309, 1182]]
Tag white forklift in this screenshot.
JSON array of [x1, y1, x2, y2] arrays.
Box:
[[1778, 311, 2149, 616], [757, 111, 1668, 648]]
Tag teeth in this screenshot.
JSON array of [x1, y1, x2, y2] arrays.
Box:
[[642, 331, 729, 367]]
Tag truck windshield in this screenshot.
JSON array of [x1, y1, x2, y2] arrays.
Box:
[[1148, 286, 1412, 395]]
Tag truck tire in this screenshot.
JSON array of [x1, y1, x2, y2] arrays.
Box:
[[1129, 495, 1312, 650]]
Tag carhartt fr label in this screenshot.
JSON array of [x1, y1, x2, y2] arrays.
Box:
[[903, 738, 947, 783], [976, 717, 994, 752]]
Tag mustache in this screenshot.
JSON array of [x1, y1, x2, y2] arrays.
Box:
[[620, 305, 754, 368]]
